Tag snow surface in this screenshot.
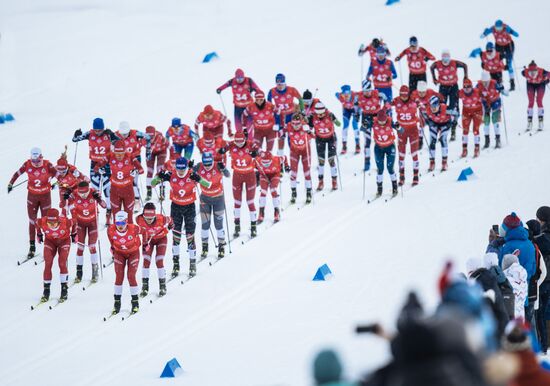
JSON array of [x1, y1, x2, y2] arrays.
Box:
[[0, 0, 549, 385]]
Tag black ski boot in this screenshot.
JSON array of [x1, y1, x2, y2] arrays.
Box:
[[41, 282, 51, 303], [483, 135, 490, 149], [131, 295, 139, 314], [376, 182, 383, 198], [305, 188, 312, 204], [250, 221, 257, 238], [60, 283, 68, 302], [189, 259, 197, 277], [510, 78, 515, 91], [494, 135, 501, 149], [145, 186, 152, 201], [392, 180, 398, 197], [290, 188, 297, 204], [233, 219, 240, 238], [28, 241, 36, 259], [539, 116, 544, 131], [112, 294, 121, 315], [140, 278, 149, 297], [91, 263, 99, 283], [526, 116, 533, 131], [218, 241, 226, 259], [171, 256, 180, 278], [201, 242, 208, 258], [418, 135, 424, 150], [75, 265, 83, 284], [159, 278, 167, 297]]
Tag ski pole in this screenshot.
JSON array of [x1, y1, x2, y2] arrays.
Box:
[[11, 179, 28, 190], [97, 177, 104, 279], [360, 55, 365, 85], [335, 151, 343, 191], [73, 139, 79, 167], [502, 101, 509, 145], [362, 169, 366, 201], [220, 182, 232, 254], [218, 93, 229, 117], [397, 60, 404, 87]]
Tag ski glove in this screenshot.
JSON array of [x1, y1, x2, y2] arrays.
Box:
[[284, 164, 291, 173], [37, 233, 44, 244], [73, 129, 82, 138], [217, 162, 226, 171], [71, 233, 77, 243], [92, 191, 101, 200], [216, 88, 221, 94], [7, 183, 13, 193], [218, 147, 228, 155], [250, 150, 258, 158], [98, 167, 106, 175], [190, 172, 201, 182], [63, 191, 71, 201]]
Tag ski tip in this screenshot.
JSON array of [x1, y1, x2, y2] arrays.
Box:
[[17, 261, 21, 266], [384, 199, 388, 203], [103, 317, 107, 322], [82, 287, 86, 291], [241, 241, 244, 245], [367, 200, 371, 204]]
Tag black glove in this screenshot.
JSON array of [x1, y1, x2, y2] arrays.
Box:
[[63, 191, 71, 200], [190, 172, 201, 182], [92, 191, 101, 200], [424, 57, 430, 62], [250, 150, 258, 158], [188, 159, 194, 168], [218, 147, 228, 155], [37, 233, 44, 244], [158, 170, 170, 181], [73, 129, 82, 138], [243, 128, 248, 137], [7, 184, 13, 193], [71, 233, 77, 243], [217, 161, 225, 171], [216, 88, 222, 94], [284, 165, 291, 173], [104, 128, 114, 136]]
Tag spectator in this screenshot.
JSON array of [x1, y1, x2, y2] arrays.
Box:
[[313, 349, 355, 386], [484, 252, 515, 318], [532, 207, 550, 353], [502, 253, 528, 319]]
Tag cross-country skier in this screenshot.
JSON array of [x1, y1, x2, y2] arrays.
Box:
[[430, 50, 468, 142], [8, 147, 57, 259], [481, 19, 519, 91], [288, 113, 314, 204], [195, 152, 230, 259], [367, 46, 397, 102], [302, 89, 321, 120], [242, 90, 277, 151], [335, 85, 360, 155], [372, 109, 399, 197], [477, 70, 507, 149], [309, 102, 341, 191], [395, 36, 435, 91], [425, 95, 452, 172], [410, 81, 443, 150], [68, 181, 106, 283], [107, 210, 142, 314], [391, 85, 419, 186], [166, 117, 196, 159], [255, 150, 283, 224], [151, 157, 211, 278], [55, 156, 88, 215], [145, 125, 168, 201], [267, 73, 303, 156], [72, 117, 120, 224], [36, 208, 75, 303], [481, 42, 505, 85], [195, 105, 233, 139], [136, 202, 172, 297], [216, 68, 261, 132], [521, 61, 549, 131], [458, 78, 483, 157], [358, 38, 391, 61]]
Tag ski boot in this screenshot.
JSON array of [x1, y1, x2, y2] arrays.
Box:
[[363, 157, 370, 172], [250, 221, 257, 238], [274, 208, 280, 223], [428, 159, 435, 172], [398, 168, 405, 186], [539, 116, 544, 131], [340, 142, 347, 155], [91, 263, 99, 283], [159, 278, 167, 297], [494, 135, 502, 149], [412, 172, 419, 187], [233, 219, 240, 238], [354, 142, 361, 155], [140, 278, 149, 297], [112, 294, 121, 315], [145, 186, 152, 202], [305, 188, 312, 204], [526, 116, 533, 132], [474, 144, 480, 158], [74, 264, 83, 284], [510, 78, 515, 92], [41, 283, 51, 303], [171, 256, 180, 278], [290, 188, 297, 204], [201, 242, 208, 258], [392, 180, 398, 197], [441, 157, 448, 172], [218, 242, 225, 259], [331, 176, 338, 191], [189, 259, 197, 278], [60, 283, 68, 302], [376, 182, 383, 198], [257, 207, 265, 224], [106, 209, 112, 226], [483, 135, 490, 149], [28, 241, 36, 259], [131, 295, 139, 314], [316, 177, 324, 191], [461, 144, 467, 158]]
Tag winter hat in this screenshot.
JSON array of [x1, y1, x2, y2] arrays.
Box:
[[466, 257, 483, 275], [254, 90, 265, 100], [275, 73, 286, 84], [536, 206, 550, 223], [114, 210, 128, 224], [495, 19, 504, 29], [502, 254, 519, 271], [340, 85, 351, 94], [312, 349, 343, 385], [463, 78, 473, 87], [483, 252, 499, 269], [234, 68, 244, 79], [481, 70, 491, 82], [417, 81, 427, 93], [486, 41, 495, 51], [30, 147, 42, 160], [314, 102, 326, 114], [526, 219, 541, 239], [441, 280, 483, 317], [362, 79, 373, 91], [118, 121, 130, 135], [502, 212, 522, 233], [409, 36, 418, 46], [56, 157, 68, 169], [502, 319, 531, 352], [93, 117, 104, 130], [113, 141, 125, 154], [145, 125, 155, 134], [171, 117, 181, 127], [46, 208, 60, 222], [203, 105, 214, 115], [528, 61, 537, 71], [377, 109, 387, 123], [175, 157, 188, 170], [142, 202, 156, 218], [303, 89, 313, 100], [399, 85, 409, 96]]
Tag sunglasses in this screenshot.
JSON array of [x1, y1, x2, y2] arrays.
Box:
[[115, 221, 127, 227]]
